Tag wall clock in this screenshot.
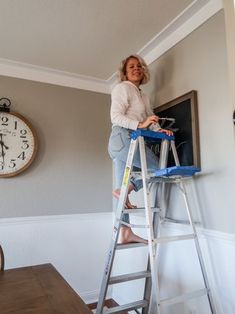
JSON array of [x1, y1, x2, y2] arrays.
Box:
[[0, 98, 37, 178]]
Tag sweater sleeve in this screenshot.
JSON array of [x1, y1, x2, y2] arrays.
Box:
[[111, 84, 139, 130]]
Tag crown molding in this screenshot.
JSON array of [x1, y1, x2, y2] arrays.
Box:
[[108, 0, 223, 91], [0, 0, 223, 95], [139, 0, 223, 65], [0, 58, 110, 94]]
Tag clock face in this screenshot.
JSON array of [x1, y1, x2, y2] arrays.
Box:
[[0, 112, 37, 177]]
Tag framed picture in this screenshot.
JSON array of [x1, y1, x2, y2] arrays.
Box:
[[153, 90, 200, 168]]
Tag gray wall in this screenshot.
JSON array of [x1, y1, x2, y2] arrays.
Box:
[[0, 76, 112, 218], [143, 10, 235, 233]]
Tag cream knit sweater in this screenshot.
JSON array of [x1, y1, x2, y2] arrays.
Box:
[[111, 81, 161, 131]]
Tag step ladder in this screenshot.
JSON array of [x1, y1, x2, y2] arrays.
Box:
[[96, 129, 216, 314]]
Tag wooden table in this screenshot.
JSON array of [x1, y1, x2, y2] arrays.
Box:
[[0, 263, 93, 314]]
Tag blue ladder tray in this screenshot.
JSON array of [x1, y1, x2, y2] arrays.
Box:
[[154, 166, 201, 177], [131, 129, 174, 141]]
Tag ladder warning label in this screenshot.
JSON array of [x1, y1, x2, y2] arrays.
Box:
[[123, 167, 131, 186]]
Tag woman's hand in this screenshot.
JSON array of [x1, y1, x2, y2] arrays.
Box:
[[158, 128, 174, 136], [138, 115, 159, 129], [138, 116, 174, 136]]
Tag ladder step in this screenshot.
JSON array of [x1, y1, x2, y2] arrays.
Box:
[[116, 235, 195, 248], [123, 207, 160, 214], [104, 300, 148, 313], [155, 166, 201, 177], [160, 288, 208, 306], [154, 233, 195, 244], [116, 242, 147, 250], [109, 271, 151, 285], [120, 221, 150, 228], [163, 217, 201, 226]]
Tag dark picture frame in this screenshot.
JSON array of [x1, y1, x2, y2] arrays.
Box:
[[153, 90, 200, 168]]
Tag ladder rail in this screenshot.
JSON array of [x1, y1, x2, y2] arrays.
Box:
[[142, 182, 161, 314], [158, 139, 171, 221], [139, 136, 162, 314], [96, 139, 138, 314], [178, 180, 217, 313]]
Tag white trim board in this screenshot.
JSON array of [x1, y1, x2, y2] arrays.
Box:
[[0, 211, 112, 225], [0, 0, 223, 94], [0, 58, 110, 94], [162, 220, 235, 244]]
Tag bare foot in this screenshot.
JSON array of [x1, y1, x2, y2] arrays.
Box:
[[113, 189, 137, 209], [119, 226, 148, 244]]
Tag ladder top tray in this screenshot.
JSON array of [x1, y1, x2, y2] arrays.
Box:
[[131, 129, 174, 141], [154, 166, 201, 177]]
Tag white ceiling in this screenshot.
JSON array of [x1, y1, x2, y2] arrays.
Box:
[[0, 0, 222, 93]]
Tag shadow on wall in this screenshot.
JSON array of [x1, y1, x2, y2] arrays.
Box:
[[149, 56, 175, 107]]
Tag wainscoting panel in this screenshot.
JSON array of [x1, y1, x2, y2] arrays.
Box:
[[111, 215, 235, 314], [0, 212, 113, 304]]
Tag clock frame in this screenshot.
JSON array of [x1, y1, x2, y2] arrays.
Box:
[[0, 111, 38, 178]]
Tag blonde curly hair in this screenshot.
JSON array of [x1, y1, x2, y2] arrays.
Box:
[[117, 54, 150, 85]]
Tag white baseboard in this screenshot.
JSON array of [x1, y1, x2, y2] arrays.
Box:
[[80, 288, 113, 304], [80, 289, 101, 304]]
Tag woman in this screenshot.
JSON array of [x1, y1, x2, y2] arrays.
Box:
[[108, 54, 172, 244]]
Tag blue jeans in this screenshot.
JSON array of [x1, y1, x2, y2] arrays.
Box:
[[108, 126, 159, 223]]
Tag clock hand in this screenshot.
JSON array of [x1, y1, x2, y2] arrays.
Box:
[[0, 135, 5, 163], [2, 142, 9, 150], [0, 144, 3, 157], [0, 134, 4, 152], [0, 134, 9, 149], [0, 134, 8, 163]]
